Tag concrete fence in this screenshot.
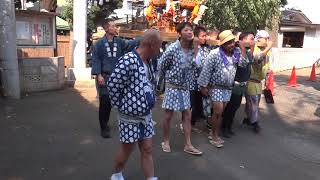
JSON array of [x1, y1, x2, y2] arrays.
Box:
[[272, 48, 320, 72], [19, 57, 65, 93]]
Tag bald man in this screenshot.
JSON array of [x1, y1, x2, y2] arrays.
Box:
[[107, 29, 162, 180]]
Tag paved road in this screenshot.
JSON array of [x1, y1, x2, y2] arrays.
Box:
[[1, 70, 319, 180]]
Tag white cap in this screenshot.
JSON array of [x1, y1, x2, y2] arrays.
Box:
[[256, 30, 270, 39]]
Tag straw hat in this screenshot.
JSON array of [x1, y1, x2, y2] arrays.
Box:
[[219, 30, 235, 46]]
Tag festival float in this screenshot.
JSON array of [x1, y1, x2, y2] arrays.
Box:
[[118, 0, 208, 42]]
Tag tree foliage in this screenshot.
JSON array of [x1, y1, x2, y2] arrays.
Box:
[[61, 0, 122, 30], [203, 0, 287, 32], [88, 0, 122, 27], [60, 0, 73, 25]]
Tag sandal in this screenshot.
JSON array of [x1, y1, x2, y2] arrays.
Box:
[[184, 146, 203, 155], [161, 142, 171, 153], [209, 139, 224, 148], [208, 135, 224, 144], [179, 123, 184, 133], [191, 127, 202, 133], [217, 137, 225, 144]]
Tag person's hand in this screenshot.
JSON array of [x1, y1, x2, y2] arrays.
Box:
[[200, 86, 209, 96], [206, 35, 212, 45], [206, 36, 215, 46], [238, 40, 246, 50], [267, 39, 273, 48], [193, 37, 200, 55], [238, 40, 248, 57], [248, 40, 255, 58], [249, 40, 255, 48], [97, 74, 105, 86], [193, 37, 200, 48], [261, 39, 273, 57]]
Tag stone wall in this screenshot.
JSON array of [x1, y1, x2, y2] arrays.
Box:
[[19, 57, 65, 92]]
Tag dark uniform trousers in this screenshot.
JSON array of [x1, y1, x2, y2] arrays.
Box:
[[222, 92, 243, 131], [99, 94, 112, 131], [191, 90, 204, 126]]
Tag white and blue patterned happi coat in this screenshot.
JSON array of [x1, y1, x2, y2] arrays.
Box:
[[198, 47, 249, 102], [190, 45, 213, 91], [107, 50, 155, 120], [158, 40, 197, 111]]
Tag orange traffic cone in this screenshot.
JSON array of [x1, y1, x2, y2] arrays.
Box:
[[288, 66, 297, 87], [309, 64, 317, 81], [266, 70, 275, 95]]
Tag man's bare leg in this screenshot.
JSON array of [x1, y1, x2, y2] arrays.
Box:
[[182, 109, 192, 147], [210, 102, 224, 141], [182, 109, 202, 154], [114, 143, 136, 173], [138, 138, 154, 179], [162, 110, 174, 148]]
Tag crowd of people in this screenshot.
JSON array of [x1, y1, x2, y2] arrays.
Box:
[[91, 18, 273, 180]]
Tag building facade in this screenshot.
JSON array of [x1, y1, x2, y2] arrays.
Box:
[[272, 9, 320, 72]]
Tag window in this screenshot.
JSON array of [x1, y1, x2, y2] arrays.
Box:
[[282, 32, 304, 48], [16, 16, 54, 46]]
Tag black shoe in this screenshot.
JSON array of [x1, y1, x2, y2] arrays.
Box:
[[252, 123, 261, 134], [222, 129, 231, 138], [227, 129, 235, 136], [243, 118, 251, 126], [101, 128, 111, 138]]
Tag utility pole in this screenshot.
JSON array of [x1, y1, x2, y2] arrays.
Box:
[[0, 0, 21, 99]]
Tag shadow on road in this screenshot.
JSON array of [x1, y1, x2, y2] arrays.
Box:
[[1, 84, 320, 180]]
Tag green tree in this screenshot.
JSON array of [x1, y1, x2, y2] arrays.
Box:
[[61, 0, 122, 30], [61, 0, 73, 26], [203, 0, 287, 32]]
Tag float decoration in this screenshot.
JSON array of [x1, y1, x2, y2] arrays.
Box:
[[119, 0, 208, 41]]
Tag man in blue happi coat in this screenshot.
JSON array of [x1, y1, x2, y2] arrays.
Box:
[[108, 29, 162, 180], [91, 18, 140, 138]]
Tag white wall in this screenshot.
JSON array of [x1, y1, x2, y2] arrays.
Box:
[[273, 26, 320, 71], [272, 48, 320, 72], [303, 27, 320, 48]]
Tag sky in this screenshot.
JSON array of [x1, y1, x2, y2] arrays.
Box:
[[286, 0, 320, 24]]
